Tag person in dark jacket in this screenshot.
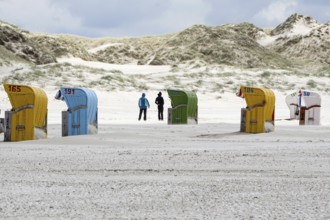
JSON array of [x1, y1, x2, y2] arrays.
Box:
[[138, 93, 150, 121], [155, 92, 164, 120]]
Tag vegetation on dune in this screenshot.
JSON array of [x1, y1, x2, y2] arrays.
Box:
[[1, 14, 330, 95]]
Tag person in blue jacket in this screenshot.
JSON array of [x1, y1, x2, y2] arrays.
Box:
[[138, 93, 150, 121]]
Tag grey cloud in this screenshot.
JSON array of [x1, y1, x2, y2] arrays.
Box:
[[204, 0, 270, 26], [51, 0, 170, 29]]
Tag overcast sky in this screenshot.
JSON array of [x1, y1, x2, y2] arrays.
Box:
[[0, 0, 329, 38]]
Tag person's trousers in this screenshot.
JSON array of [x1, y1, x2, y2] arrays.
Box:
[[158, 106, 164, 120], [139, 108, 147, 120]]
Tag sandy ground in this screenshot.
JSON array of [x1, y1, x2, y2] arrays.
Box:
[[1, 123, 330, 219]]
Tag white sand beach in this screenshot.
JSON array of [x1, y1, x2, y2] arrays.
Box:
[[1, 122, 330, 219]]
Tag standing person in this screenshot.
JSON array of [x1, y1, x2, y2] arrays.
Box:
[[138, 93, 150, 121], [155, 92, 164, 120]]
